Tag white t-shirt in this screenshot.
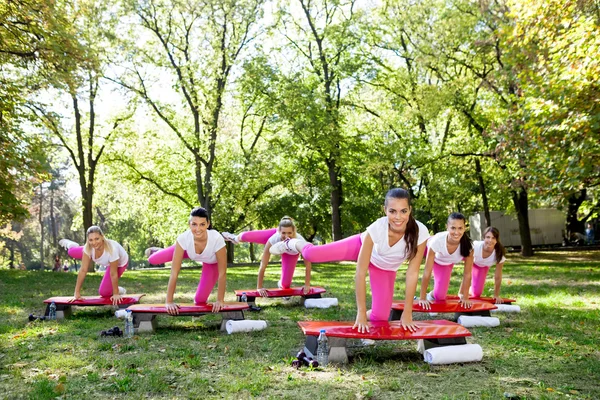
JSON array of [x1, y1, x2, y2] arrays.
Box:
[[428, 231, 467, 266], [473, 240, 506, 267], [360, 217, 430, 271], [267, 232, 306, 246], [88, 239, 128, 267], [177, 229, 226, 264]]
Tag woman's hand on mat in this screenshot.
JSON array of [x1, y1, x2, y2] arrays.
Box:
[[166, 302, 180, 315], [110, 294, 123, 306], [493, 296, 504, 304], [212, 300, 224, 313], [417, 299, 431, 310], [353, 313, 370, 333], [400, 314, 419, 332], [302, 285, 311, 295], [459, 298, 472, 309], [258, 288, 268, 297], [68, 293, 83, 303]]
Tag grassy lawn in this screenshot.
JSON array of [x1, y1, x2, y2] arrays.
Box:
[[1, 250, 599, 399]]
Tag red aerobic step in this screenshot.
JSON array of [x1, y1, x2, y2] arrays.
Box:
[[234, 286, 326, 298], [298, 320, 471, 340], [126, 302, 249, 314], [43, 294, 145, 306], [392, 299, 497, 313]]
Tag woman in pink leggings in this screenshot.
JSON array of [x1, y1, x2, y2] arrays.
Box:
[[465, 227, 506, 303], [60, 226, 128, 306], [270, 189, 429, 333], [418, 212, 474, 310], [148, 207, 227, 314], [221, 216, 312, 297]]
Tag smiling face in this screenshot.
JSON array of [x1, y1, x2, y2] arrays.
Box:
[[483, 231, 497, 250], [87, 232, 104, 251], [385, 197, 411, 233], [447, 217, 466, 244], [279, 226, 295, 240], [189, 216, 209, 238]]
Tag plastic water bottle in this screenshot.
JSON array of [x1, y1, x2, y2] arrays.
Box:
[[48, 302, 57, 320], [316, 329, 329, 367], [124, 310, 134, 338], [241, 292, 248, 303]]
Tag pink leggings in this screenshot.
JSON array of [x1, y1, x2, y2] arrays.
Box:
[[144, 245, 219, 304], [67, 246, 127, 297], [469, 263, 490, 297], [239, 228, 298, 288], [301, 234, 394, 322], [432, 261, 455, 301]]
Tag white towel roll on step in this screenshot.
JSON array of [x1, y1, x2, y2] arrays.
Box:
[[424, 344, 483, 365], [490, 304, 521, 313], [225, 320, 267, 334], [457, 315, 500, 328], [304, 298, 339, 309]]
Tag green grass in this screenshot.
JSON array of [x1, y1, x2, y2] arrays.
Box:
[[1, 251, 599, 399]]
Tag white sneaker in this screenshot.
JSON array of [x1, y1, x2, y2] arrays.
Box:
[[221, 232, 239, 244], [118, 286, 126, 295], [361, 339, 376, 346], [277, 280, 291, 300], [144, 247, 163, 258], [269, 240, 288, 255], [270, 239, 301, 255], [59, 239, 79, 250], [426, 292, 435, 302]]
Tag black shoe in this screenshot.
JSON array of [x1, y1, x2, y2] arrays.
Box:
[[248, 305, 262, 312]]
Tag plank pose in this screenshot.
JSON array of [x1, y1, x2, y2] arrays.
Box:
[[59, 226, 128, 305], [148, 207, 227, 314], [222, 216, 312, 296], [464, 227, 507, 303], [268, 188, 429, 332], [418, 213, 474, 310]]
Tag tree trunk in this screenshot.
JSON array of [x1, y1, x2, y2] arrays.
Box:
[[566, 189, 586, 236], [475, 159, 491, 227], [249, 242, 255, 263], [327, 155, 343, 241], [39, 184, 45, 270], [9, 241, 15, 269], [226, 242, 234, 264], [511, 187, 534, 256], [50, 187, 57, 248]]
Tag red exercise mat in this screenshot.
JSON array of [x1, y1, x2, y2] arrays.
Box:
[[234, 286, 326, 298], [392, 299, 497, 312], [298, 320, 471, 340], [44, 294, 145, 306], [126, 302, 249, 313]]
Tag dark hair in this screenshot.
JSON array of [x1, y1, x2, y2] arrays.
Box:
[[447, 212, 473, 257], [385, 188, 419, 261], [189, 207, 213, 229], [483, 226, 506, 264]]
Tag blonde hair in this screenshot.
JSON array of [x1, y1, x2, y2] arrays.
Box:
[[278, 216, 297, 238], [83, 226, 114, 257]]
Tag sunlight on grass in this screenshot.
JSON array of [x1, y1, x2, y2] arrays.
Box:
[[0, 251, 598, 399]]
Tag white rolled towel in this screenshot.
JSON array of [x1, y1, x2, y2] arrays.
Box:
[[457, 315, 500, 328], [225, 320, 267, 334], [490, 304, 521, 313], [304, 298, 339, 309], [424, 344, 483, 365]]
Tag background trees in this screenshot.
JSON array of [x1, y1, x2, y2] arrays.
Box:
[[1, 0, 597, 267]]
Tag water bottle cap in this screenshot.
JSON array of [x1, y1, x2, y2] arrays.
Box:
[[126, 309, 132, 313], [320, 329, 326, 333], [242, 292, 246, 294]]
